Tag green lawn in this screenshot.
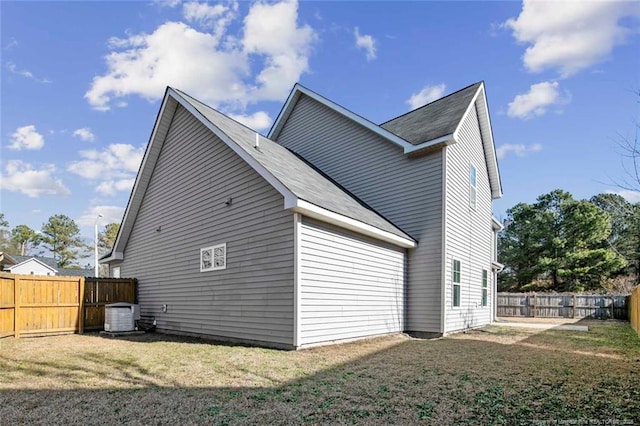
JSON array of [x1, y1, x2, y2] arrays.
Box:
[[1, 321, 639, 425]]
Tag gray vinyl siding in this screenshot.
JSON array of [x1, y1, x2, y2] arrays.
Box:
[[119, 105, 294, 347], [444, 101, 493, 332], [275, 95, 442, 333], [299, 218, 405, 346]]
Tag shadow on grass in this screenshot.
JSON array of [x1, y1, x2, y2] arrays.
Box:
[[1, 324, 639, 425]]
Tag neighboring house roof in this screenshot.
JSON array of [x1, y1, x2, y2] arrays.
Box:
[[380, 82, 482, 145], [12, 255, 58, 269], [102, 87, 417, 263], [0, 252, 18, 268], [57, 268, 94, 277], [6, 257, 58, 274], [269, 82, 503, 199]]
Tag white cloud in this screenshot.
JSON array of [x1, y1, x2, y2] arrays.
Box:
[[155, 0, 182, 8], [496, 143, 542, 160], [243, 0, 316, 101], [77, 205, 125, 228], [406, 83, 446, 110], [8, 125, 45, 150], [7, 62, 51, 83], [5, 37, 18, 50], [73, 127, 95, 142], [67, 144, 144, 195], [504, 1, 640, 77], [507, 81, 570, 119], [183, 1, 235, 36], [354, 27, 376, 61], [95, 179, 136, 196], [0, 160, 70, 198], [607, 190, 640, 204], [86, 0, 315, 113], [228, 111, 272, 131]]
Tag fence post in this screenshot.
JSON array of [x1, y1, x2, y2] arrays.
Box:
[[532, 292, 536, 318], [78, 277, 85, 334], [610, 296, 614, 319], [573, 294, 577, 319], [14, 276, 20, 338]]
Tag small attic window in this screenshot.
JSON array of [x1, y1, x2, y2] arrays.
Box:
[[201, 243, 226, 272], [470, 164, 477, 209]]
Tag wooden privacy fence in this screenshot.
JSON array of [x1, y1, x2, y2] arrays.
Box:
[[0, 272, 136, 338], [631, 286, 640, 337], [497, 292, 629, 320], [83, 278, 137, 330]]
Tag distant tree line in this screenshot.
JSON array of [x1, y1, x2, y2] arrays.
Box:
[[498, 190, 639, 293], [0, 213, 120, 269]]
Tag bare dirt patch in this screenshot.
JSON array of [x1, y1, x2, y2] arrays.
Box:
[[1, 321, 638, 425]]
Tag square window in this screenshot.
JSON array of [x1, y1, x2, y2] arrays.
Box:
[[201, 243, 226, 272]]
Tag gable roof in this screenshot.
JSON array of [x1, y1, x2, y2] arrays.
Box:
[[269, 84, 418, 153], [102, 87, 416, 263], [380, 82, 482, 145], [12, 255, 57, 269], [7, 257, 58, 274], [175, 90, 413, 242], [269, 82, 502, 199]]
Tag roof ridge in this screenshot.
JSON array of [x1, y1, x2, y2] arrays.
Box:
[[380, 81, 483, 126]]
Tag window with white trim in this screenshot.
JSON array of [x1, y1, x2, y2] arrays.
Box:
[[481, 269, 488, 307], [470, 164, 477, 209], [200, 243, 226, 272], [452, 259, 461, 307]]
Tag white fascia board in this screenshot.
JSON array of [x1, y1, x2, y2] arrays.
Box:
[[268, 86, 301, 140], [491, 261, 504, 271], [272, 84, 415, 152], [451, 83, 503, 200], [492, 216, 504, 231], [10, 258, 57, 273], [99, 252, 123, 264], [404, 134, 455, 154], [169, 88, 299, 211], [292, 199, 416, 249], [476, 85, 503, 199]]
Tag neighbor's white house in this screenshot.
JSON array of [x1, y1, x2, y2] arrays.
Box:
[[102, 82, 503, 349]]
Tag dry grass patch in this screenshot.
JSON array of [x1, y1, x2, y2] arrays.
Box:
[[1, 322, 639, 425]]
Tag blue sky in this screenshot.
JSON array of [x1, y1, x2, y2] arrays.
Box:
[[1, 0, 639, 264]]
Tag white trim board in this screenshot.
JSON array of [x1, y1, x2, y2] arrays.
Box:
[[293, 200, 416, 249]]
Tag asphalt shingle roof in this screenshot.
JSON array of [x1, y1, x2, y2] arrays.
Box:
[[380, 82, 481, 145], [12, 255, 57, 269], [174, 89, 414, 242]]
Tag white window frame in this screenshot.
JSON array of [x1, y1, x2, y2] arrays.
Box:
[[470, 164, 477, 209], [481, 269, 488, 307], [200, 243, 226, 272], [452, 259, 461, 308], [112, 266, 121, 278]]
